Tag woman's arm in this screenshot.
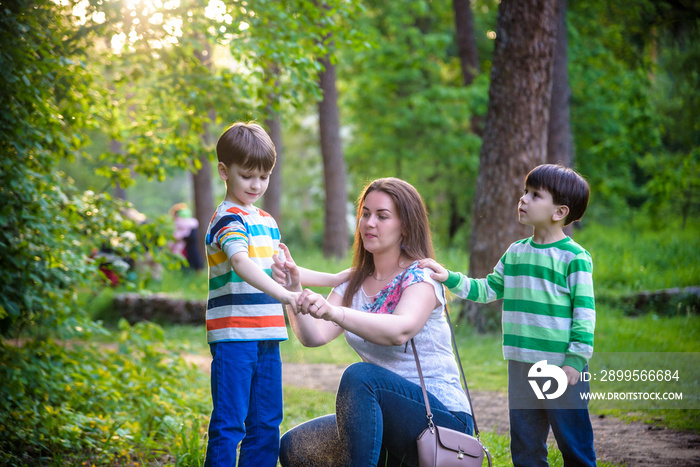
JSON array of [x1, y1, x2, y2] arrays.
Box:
[[288, 290, 345, 347], [275, 243, 351, 288], [298, 281, 438, 347], [298, 266, 351, 288]]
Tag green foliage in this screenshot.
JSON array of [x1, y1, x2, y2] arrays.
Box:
[[0, 0, 177, 339], [568, 0, 700, 223], [341, 0, 490, 245], [0, 321, 210, 466]]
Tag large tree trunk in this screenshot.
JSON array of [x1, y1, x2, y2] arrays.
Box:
[[452, 0, 479, 86], [318, 52, 348, 259], [463, 0, 558, 331]]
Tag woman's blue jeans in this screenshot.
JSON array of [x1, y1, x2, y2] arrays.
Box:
[[204, 340, 283, 467], [279, 362, 474, 467], [508, 360, 597, 467]]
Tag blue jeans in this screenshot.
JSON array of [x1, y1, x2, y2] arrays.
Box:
[[279, 362, 474, 467], [508, 360, 597, 467], [204, 341, 283, 467]]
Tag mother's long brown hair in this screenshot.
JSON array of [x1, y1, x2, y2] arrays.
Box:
[[342, 178, 436, 307]]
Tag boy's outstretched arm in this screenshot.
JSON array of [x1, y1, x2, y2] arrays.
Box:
[[420, 256, 505, 303], [230, 252, 299, 312], [417, 258, 449, 282]]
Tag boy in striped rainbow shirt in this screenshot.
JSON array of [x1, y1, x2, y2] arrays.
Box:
[[420, 164, 596, 467], [204, 122, 346, 467]]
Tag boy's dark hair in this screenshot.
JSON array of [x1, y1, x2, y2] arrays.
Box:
[[216, 122, 276, 172], [525, 164, 590, 225]]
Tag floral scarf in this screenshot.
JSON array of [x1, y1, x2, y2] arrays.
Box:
[[362, 261, 425, 315]]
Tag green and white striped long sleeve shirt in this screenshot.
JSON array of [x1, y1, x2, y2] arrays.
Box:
[[445, 237, 595, 371]]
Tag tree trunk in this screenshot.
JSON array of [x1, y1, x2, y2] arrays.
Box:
[[110, 139, 127, 200], [463, 0, 558, 331], [191, 108, 216, 271], [318, 52, 348, 259], [547, 0, 574, 237], [191, 42, 216, 270], [547, 0, 573, 168], [452, 0, 479, 86], [263, 109, 283, 224], [449, 0, 480, 240]]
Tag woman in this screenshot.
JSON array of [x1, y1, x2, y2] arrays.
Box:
[[274, 178, 473, 466]]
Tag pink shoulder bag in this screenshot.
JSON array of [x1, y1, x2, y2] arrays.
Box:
[[412, 310, 492, 467]]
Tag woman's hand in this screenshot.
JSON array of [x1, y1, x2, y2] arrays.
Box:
[[272, 243, 301, 291]]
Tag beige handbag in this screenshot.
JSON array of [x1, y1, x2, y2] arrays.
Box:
[[412, 310, 492, 467]]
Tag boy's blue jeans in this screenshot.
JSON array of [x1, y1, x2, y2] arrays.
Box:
[[279, 362, 474, 466], [204, 340, 283, 467], [508, 360, 597, 467]]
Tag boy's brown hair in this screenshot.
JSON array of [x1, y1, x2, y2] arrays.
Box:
[[216, 122, 276, 172], [525, 164, 590, 225]]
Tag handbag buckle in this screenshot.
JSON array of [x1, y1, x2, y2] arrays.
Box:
[[458, 449, 465, 459]]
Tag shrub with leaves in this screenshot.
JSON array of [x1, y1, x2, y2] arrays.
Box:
[[0, 320, 210, 466]]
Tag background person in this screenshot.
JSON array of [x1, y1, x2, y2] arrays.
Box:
[[168, 203, 203, 270]]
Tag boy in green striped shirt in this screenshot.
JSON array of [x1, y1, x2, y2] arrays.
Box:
[[420, 164, 596, 466]]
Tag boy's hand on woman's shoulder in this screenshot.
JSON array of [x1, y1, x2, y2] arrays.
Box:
[[417, 258, 449, 283]]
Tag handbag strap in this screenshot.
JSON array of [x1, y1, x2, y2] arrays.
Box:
[[410, 292, 481, 437], [411, 338, 435, 431], [444, 310, 481, 437]]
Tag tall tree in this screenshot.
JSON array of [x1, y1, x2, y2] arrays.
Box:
[[191, 42, 216, 270], [547, 0, 574, 168], [547, 0, 574, 237], [318, 49, 348, 258], [192, 108, 216, 271], [263, 108, 284, 223], [263, 65, 284, 224], [463, 0, 558, 331], [452, 0, 479, 86], [449, 0, 481, 239]]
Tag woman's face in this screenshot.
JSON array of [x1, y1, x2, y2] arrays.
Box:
[[359, 190, 403, 255]]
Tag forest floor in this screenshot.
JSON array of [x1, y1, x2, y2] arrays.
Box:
[[184, 355, 700, 467]]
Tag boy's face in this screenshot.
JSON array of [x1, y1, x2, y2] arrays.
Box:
[[218, 162, 270, 207], [518, 185, 562, 227]]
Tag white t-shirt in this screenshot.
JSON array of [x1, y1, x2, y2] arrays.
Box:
[[333, 263, 470, 414]]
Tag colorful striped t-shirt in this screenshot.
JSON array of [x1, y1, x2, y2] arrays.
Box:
[[205, 201, 288, 343], [445, 236, 595, 371]]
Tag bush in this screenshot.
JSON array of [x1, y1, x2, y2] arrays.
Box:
[[0, 320, 210, 466]]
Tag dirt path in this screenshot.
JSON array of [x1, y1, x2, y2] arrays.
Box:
[[186, 355, 700, 466]]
